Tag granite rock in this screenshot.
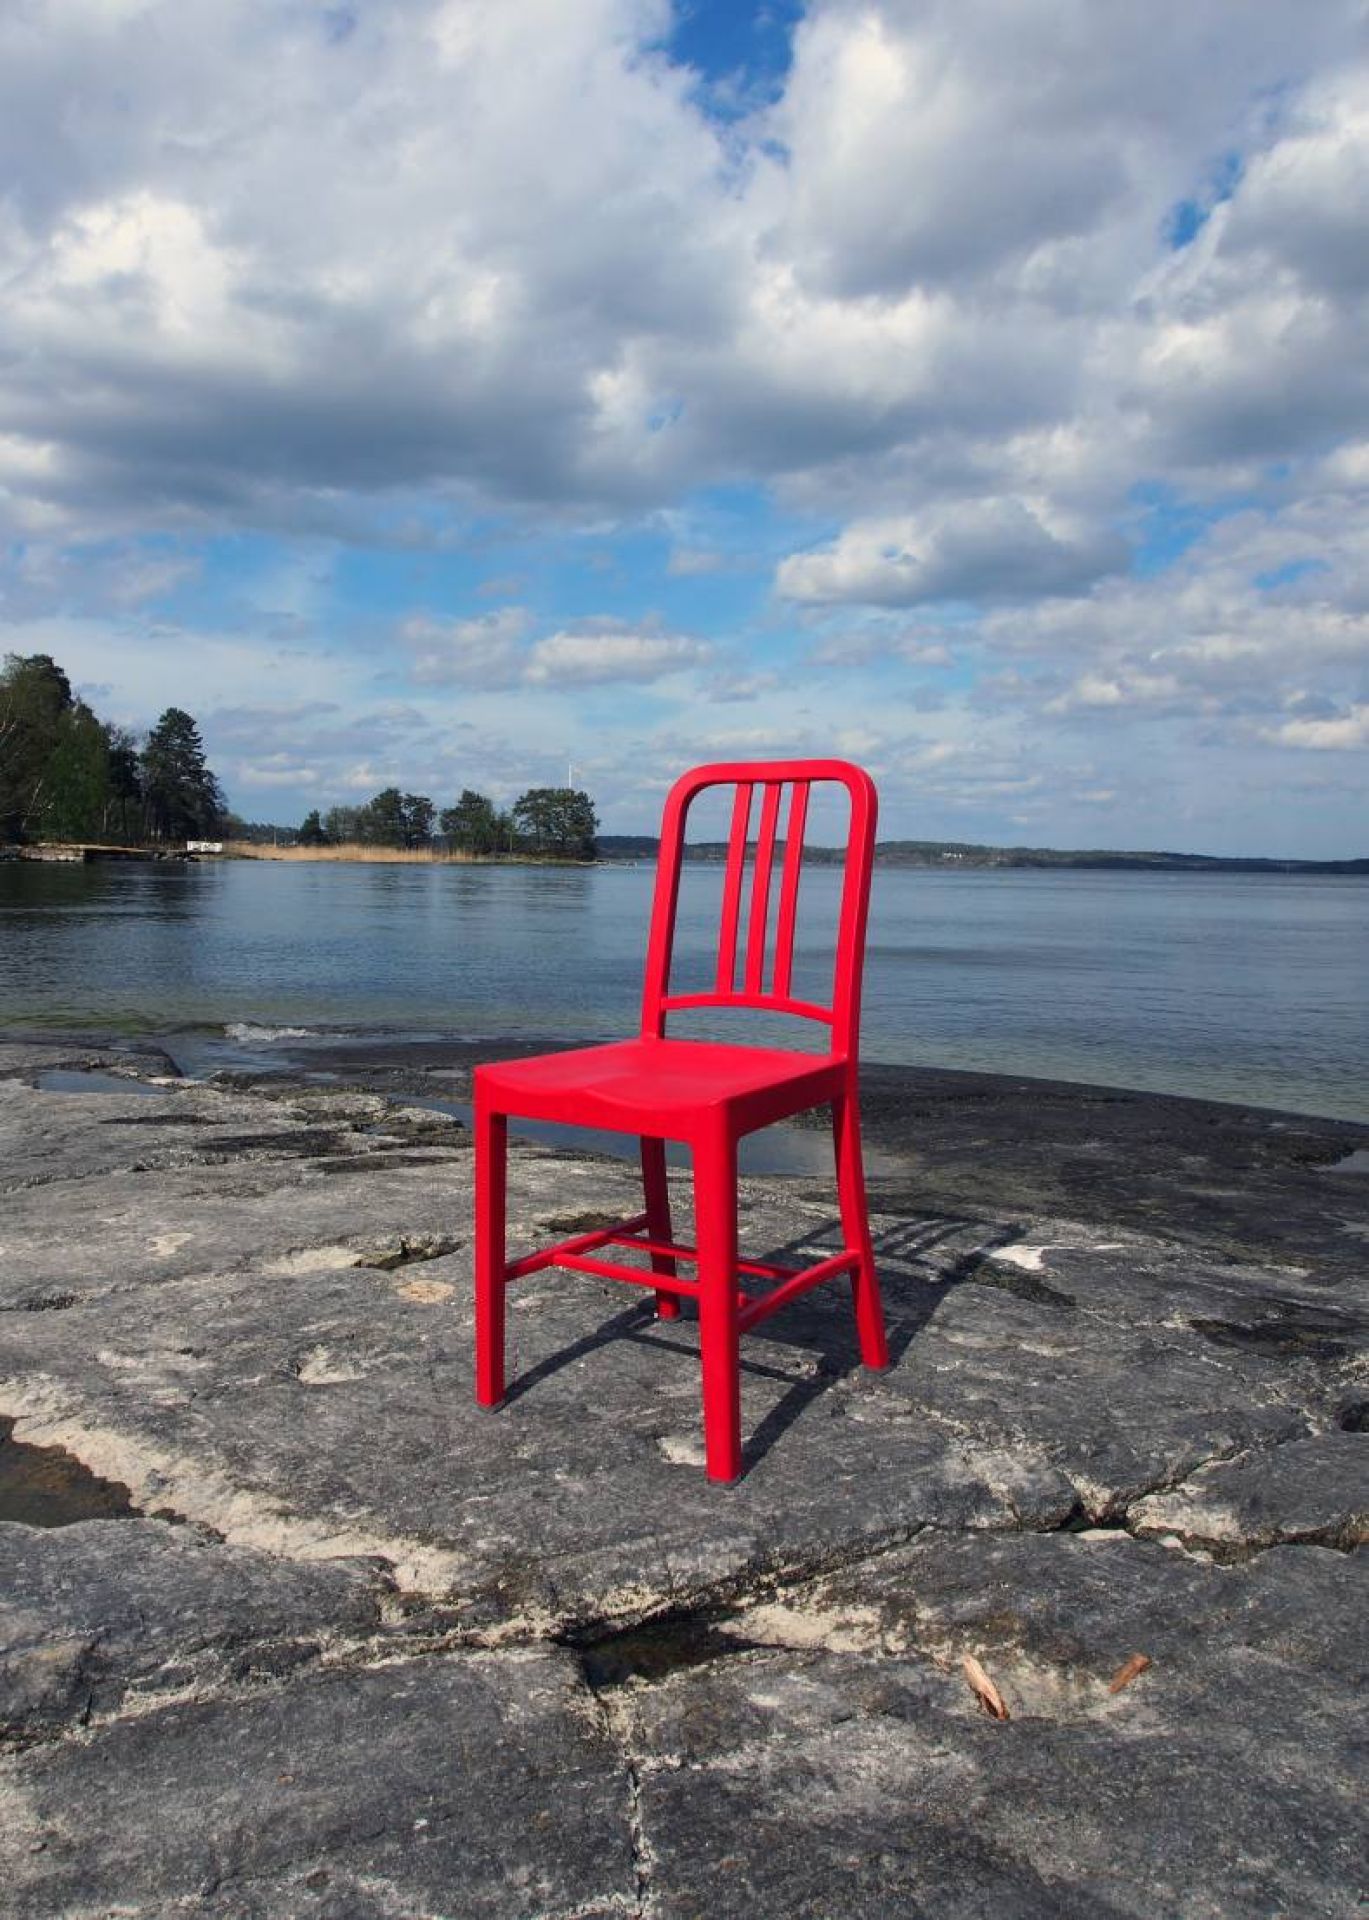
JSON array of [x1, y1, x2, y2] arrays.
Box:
[[0, 1037, 1365, 1917]]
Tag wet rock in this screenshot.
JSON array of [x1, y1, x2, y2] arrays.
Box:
[[0, 1039, 181, 1082], [0, 1418, 138, 1527], [855, 1061, 1369, 1279]]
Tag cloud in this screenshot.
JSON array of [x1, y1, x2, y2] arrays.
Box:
[[704, 669, 781, 704], [232, 756, 323, 790], [808, 623, 955, 668], [778, 498, 1128, 606], [1043, 670, 1186, 716], [107, 555, 201, 606], [524, 625, 711, 685], [402, 609, 532, 688], [1262, 704, 1369, 750], [1, 0, 1358, 545], [399, 610, 710, 689], [1, 1, 1366, 851], [666, 546, 727, 576]]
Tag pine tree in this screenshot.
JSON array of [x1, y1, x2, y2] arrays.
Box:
[[140, 708, 224, 843], [104, 727, 143, 842], [401, 793, 435, 848], [356, 787, 407, 846]]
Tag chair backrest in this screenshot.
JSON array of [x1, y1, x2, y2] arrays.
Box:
[[640, 760, 877, 1060]]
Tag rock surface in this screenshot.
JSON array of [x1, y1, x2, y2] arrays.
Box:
[[0, 1036, 1365, 1917]]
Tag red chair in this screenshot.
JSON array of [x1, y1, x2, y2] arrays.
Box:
[[473, 759, 889, 1483]]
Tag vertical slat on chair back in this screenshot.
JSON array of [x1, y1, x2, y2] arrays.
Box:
[[641, 760, 877, 1059]]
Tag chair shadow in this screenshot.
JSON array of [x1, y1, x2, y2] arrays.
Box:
[[503, 1209, 1023, 1477]]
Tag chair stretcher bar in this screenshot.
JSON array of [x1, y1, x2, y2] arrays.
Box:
[[502, 1214, 860, 1329]]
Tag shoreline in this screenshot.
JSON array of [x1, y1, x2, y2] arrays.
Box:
[[13, 839, 1364, 873], [7, 1019, 1369, 1133]]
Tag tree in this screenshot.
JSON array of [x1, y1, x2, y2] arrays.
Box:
[[0, 653, 74, 841], [401, 792, 435, 848], [298, 809, 329, 846], [440, 788, 501, 855], [0, 659, 229, 848], [43, 702, 111, 842], [350, 787, 435, 848], [323, 804, 362, 844], [140, 708, 225, 843], [104, 727, 143, 842], [510, 787, 598, 859], [355, 787, 408, 846]]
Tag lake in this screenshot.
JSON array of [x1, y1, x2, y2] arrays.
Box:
[[1, 859, 1366, 1122]]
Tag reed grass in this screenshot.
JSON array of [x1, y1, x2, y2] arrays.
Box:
[[224, 840, 481, 864], [222, 841, 589, 865]]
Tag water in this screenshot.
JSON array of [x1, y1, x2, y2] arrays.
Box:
[[1, 859, 1366, 1122], [0, 1417, 139, 1526]]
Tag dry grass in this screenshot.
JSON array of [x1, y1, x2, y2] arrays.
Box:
[[224, 840, 482, 864]]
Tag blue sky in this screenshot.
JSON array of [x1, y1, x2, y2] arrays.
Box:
[[1, 0, 1366, 854]]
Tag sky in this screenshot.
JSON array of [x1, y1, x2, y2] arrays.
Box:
[[1, 0, 1367, 856]]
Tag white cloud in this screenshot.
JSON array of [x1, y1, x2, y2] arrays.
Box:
[[1045, 670, 1185, 716], [525, 626, 711, 685], [232, 757, 322, 790], [0, 0, 1358, 543], [402, 608, 532, 688], [107, 556, 200, 606], [1262, 704, 1369, 750], [772, 0, 1358, 301], [1, 0, 1367, 851], [399, 610, 711, 689]]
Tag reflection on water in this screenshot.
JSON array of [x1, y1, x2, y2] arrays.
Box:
[[2, 858, 1367, 1122], [35, 1070, 168, 1097], [0, 1417, 140, 1527]]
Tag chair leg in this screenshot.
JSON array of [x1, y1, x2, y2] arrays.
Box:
[[640, 1136, 680, 1320], [833, 1087, 889, 1370], [474, 1102, 509, 1407], [694, 1127, 742, 1483]]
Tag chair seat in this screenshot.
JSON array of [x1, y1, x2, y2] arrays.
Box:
[[475, 1037, 843, 1140]]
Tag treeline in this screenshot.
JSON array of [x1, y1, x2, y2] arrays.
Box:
[[0, 653, 224, 845], [252, 785, 599, 860], [596, 834, 1369, 875], [1, 650, 600, 860]]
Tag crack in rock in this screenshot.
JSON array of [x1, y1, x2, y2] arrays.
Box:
[[0, 1383, 465, 1595]]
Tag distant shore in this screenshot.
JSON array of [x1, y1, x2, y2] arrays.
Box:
[[7, 837, 1365, 873], [599, 834, 1369, 875], [227, 842, 593, 866]]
